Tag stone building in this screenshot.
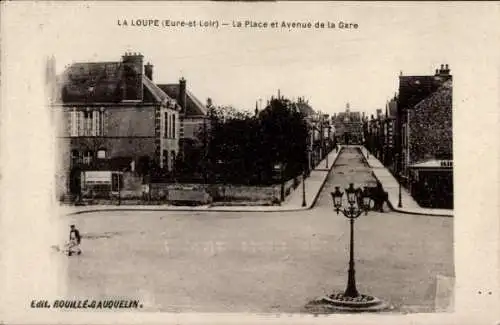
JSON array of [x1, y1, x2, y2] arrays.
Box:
[[397, 64, 452, 178], [51, 53, 181, 198], [157, 79, 208, 161], [407, 79, 453, 209], [332, 103, 364, 145]]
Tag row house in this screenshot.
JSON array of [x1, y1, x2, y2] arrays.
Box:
[[50, 53, 181, 199], [364, 109, 384, 161], [364, 99, 397, 168], [366, 64, 452, 209], [293, 97, 328, 170]]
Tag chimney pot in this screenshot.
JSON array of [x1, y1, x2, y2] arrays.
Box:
[[144, 63, 153, 80], [178, 77, 187, 111]]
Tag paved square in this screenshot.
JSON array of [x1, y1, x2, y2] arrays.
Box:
[[61, 147, 454, 313]]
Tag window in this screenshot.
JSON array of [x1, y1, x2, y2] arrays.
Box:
[[70, 109, 78, 136], [111, 173, 124, 191], [167, 112, 168, 138], [69, 109, 105, 137], [162, 150, 168, 169], [71, 150, 80, 165], [171, 150, 176, 171], [83, 150, 93, 165], [84, 111, 92, 136], [97, 149, 106, 159], [172, 113, 176, 138]]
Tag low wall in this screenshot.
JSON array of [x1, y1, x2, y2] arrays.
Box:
[[78, 172, 302, 204], [149, 177, 303, 204]]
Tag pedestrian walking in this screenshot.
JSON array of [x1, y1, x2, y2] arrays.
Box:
[[374, 181, 388, 212]]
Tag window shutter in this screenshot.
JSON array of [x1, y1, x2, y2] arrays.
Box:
[[102, 109, 108, 137], [69, 109, 76, 137], [92, 110, 97, 136], [76, 110, 81, 136]]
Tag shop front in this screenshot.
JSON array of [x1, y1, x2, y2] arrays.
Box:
[[409, 160, 453, 209]]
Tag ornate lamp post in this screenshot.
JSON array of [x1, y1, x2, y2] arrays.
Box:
[[305, 183, 390, 313], [331, 184, 371, 297]]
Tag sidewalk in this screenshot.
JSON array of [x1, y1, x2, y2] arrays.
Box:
[[358, 146, 453, 217], [60, 149, 341, 216]]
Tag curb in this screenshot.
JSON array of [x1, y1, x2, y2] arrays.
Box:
[[389, 206, 453, 218], [359, 147, 453, 218], [308, 149, 342, 210], [65, 207, 310, 216]]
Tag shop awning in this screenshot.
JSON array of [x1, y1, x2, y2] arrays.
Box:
[[409, 159, 453, 169]]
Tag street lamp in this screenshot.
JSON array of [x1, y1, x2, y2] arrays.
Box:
[[396, 154, 403, 208], [325, 145, 329, 169], [302, 167, 307, 207], [304, 183, 389, 313], [331, 184, 371, 298]]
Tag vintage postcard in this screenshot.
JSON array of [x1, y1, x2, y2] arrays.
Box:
[[1, 1, 499, 324]]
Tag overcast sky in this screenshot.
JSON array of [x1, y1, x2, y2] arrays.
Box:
[[7, 2, 494, 115]]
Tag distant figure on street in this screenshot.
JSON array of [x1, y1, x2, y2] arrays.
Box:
[[142, 183, 150, 202], [373, 181, 388, 212], [67, 224, 82, 256]]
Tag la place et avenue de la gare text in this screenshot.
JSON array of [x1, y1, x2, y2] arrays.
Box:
[[117, 19, 359, 30]]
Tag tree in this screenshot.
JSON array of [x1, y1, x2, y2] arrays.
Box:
[[200, 97, 309, 185], [259, 98, 309, 180]]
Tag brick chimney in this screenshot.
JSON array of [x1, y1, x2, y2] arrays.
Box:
[[435, 63, 451, 80], [145, 62, 153, 80], [178, 77, 187, 111], [121, 52, 144, 101]]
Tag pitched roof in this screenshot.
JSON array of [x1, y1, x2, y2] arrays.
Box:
[[398, 74, 452, 111], [413, 79, 452, 111], [59, 61, 177, 107], [142, 75, 177, 106], [334, 111, 362, 122], [295, 101, 314, 116], [60, 61, 124, 103], [157, 84, 207, 116]]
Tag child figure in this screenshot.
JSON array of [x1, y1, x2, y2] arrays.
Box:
[[67, 224, 82, 256]]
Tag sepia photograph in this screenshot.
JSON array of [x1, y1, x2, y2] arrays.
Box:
[[1, 1, 499, 324]]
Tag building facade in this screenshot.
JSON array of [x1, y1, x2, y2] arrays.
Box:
[[332, 103, 364, 145], [396, 64, 452, 178], [407, 79, 453, 209], [52, 53, 181, 198]]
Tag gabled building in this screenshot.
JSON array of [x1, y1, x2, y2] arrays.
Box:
[[332, 103, 364, 145], [52, 52, 181, 198], [157, 80, 209, 162]]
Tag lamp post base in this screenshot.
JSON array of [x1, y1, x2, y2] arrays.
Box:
[[305, 292, 391, 313]]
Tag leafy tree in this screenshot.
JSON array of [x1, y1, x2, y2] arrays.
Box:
[[201, 97, 309, 185]]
